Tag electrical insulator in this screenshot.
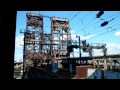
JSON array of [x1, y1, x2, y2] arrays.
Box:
[[96, 11, 104, 18], [101, 21, 108, 27]]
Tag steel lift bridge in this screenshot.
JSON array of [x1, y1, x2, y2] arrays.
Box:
[[20, 13, 73, 75], [20, 13, 120, 78]]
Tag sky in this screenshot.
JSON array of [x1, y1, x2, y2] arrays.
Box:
[[14, 11, 120, 61]]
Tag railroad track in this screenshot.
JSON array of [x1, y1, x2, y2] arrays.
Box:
[[36, 67, 65, 79], [24, 65, 77, 79], [27, 67, 65, 79]]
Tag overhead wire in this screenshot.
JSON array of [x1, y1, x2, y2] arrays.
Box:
[[69, 11, 81, 21], [45, 12, 77, 29], [43, 11, 75, 33], [82, 11, 98, 29], [83, 17, 96, 29], [67, 11, 75, 18], [106, 23, 120, 29], [82, 17, 96, 36], [48, 11, 81, 34], [69, 11, 92, 36], [103, 12, 120, 20], [88, 27, 120, 40], [61, 11, 81, 29], [73, 11, 92, 26], [84, 11, 120, 30], [86, 14, 120, 35], [80, 12, 97, 35], [86, 23, 120, 36]]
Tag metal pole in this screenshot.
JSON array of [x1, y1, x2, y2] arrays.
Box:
[[79, 36, 81, 61], [23, 34, 25, 79]]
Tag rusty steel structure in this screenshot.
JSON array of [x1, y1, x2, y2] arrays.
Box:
[[22, 13, 50, 70], [21, 13, 72, 72], [50, 17, 71, 60]]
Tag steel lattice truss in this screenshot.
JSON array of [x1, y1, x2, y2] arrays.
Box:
[[24, 13, 47, 66], [50, 17, 71, 59], [23, 13, 72, 67]]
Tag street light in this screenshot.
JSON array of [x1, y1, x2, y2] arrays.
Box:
[[76, 35, 81, 61]]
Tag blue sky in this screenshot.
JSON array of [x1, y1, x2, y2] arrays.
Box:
[[14, 11, 120, 61]]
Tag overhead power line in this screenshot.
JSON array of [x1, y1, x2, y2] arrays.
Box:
[[103, 12, 120, 20], [82, 11, 92, 20], [83, 18, 96, 29], [84, 12, 120, 30], [88, 28, 120, 40], [69, 11, 81, 21], [106, 23, 120, 29], [86, 14, 120, 35], [86, 23, 120, 36], [73, 11, 92, 26], [67, 11, 75, 18], [47, 11, 81, 33]]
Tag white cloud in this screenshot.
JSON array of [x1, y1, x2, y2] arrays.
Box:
[[15, 35, 24, 48], [80, 34, 96, 40], [70, 30, 120, 56], [115, 31, 120, 36], [92, 49, 103, 56], [71, 33, 96, 40], [73, 43, 120, 57], [70, 29, 96, 40], [71, 34, 78, 40], [106, 43, 120, 54], [106, 43, 120, 49], [71, 30, 75, 34], [70, 30, 120, 55], [91, 43, 120, 56], [15, 35, 24, 61]]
